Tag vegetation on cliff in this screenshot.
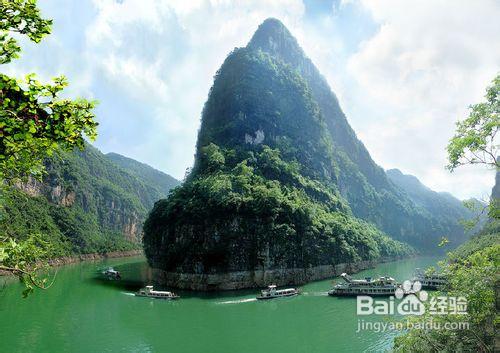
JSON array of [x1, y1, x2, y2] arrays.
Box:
[[387, 168, 480, 239], [107, 152, 179, 197], [0, 1, 180, 294], [144, 21, 415, 278], [145, 145, 412, 273]]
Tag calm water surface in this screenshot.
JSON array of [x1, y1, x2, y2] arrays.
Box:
[[0, 256, 440, 353]]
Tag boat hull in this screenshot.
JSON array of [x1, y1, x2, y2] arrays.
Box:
[[135, 294, 180, 300], [328, 291, 396, 297], [256, 293, 298, 300]]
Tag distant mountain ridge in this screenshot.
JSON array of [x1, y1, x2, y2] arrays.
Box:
[[106, 152, 180, 198], [386, 168, 474, 239], [4, 144, 179, 255]]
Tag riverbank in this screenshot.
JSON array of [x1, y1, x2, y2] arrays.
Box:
[[46, 249, 144, 267], [153, 256, 405, 290], [0, 249, 143, 276]]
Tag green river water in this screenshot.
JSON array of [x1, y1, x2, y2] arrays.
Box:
[[0, 256, 440, 353]]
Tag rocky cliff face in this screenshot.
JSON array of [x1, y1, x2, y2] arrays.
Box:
[[17, 177, 76, 207], [5, 144, 179, 254], [488, 170, 500, 225]]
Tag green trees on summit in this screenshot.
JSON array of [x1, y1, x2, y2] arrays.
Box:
[[195, 48, 335, 183]]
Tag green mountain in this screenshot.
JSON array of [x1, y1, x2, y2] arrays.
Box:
[[143, 19, 423, 290], [246, 19, 474, 249], [386, 168, 474, 240], [3, 144, 179, 255]]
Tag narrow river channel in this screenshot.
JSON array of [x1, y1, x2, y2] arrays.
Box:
[[0, 256, 441, 353]]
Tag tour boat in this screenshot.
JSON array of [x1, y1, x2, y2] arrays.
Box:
[[135, 285, 180, 300], [412, 268, 447, 290], [328, 273, 398, 296], [102, 267, 121, 280], [256, 285, 299, 300]]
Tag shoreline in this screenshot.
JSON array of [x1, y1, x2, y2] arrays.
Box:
[[153, 256, 405, 291], [47, 249, 144, 267], [0, 249, 144, 276]]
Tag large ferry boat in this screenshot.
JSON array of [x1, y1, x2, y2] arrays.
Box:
[[135, 286, 180, 300], [328, 273, 399, 296], [412, 268, 447, 290], [256, 285, 299, 300]]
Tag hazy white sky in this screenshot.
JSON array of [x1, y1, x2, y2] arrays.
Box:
[[5, 0, 499, 200]]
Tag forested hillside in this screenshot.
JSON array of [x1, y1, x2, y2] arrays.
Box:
[[107, 152, 179, 196], [3, 144, 179, 256], [386, 168, 476, 240]]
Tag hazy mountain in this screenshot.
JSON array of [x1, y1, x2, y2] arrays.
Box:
[[386, 168, 474, 239]]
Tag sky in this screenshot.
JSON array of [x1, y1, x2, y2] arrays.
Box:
[[5, 0, 499, 200]]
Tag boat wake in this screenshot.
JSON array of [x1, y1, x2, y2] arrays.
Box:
[[301, 291, 328, 296], [215, 298, 257, 305], [122, 292, 136, 296]]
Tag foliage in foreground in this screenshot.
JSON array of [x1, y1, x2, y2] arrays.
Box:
[[0, 234, 56, 297], [395, 74, 500, 352], [0, 0, 52, 64], [393, 244, 499, 352], [447, 73, 499, 222], [0, 0, 97, 293], [0, 74, 97, 180]]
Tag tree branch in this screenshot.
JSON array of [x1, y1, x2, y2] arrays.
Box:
[[0, 265, 56, 289]]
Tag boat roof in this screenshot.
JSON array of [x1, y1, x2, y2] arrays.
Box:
[[150, 290, 173, 294]]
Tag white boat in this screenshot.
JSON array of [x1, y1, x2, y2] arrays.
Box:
[[328, 273, 398, 296], [135, 286, 180, 300], [256, 285, 299, 300], [412, 268, 447, 290], [102, 267, 121, 280]]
